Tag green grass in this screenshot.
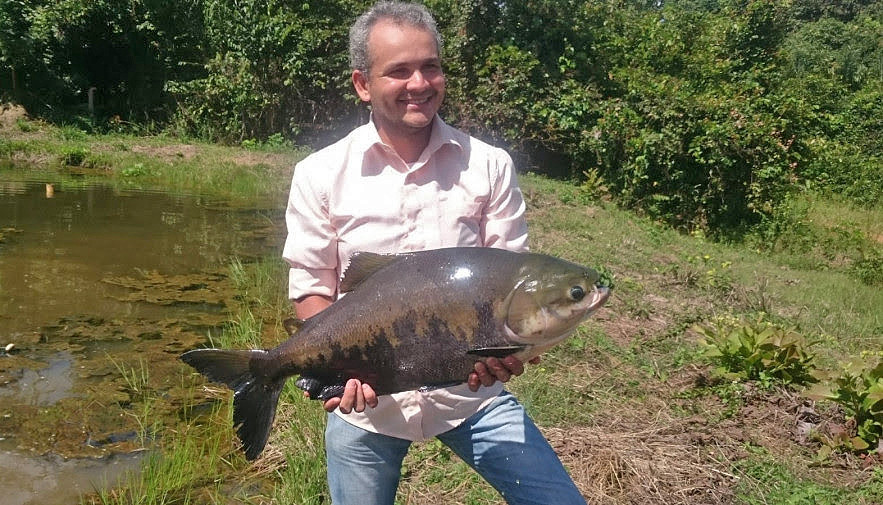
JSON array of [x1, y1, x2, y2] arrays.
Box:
[[86, 402, 245, 505], [520, 172, 883, 359], [1, 121, 307, 205], [269, 388, 330, 505], [733, 446, 883, 505]]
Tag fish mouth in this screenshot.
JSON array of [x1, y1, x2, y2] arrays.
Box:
[[586, 284, 611, 314]]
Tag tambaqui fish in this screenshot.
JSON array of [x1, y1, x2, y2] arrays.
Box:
[[181, 247, 610, 459]]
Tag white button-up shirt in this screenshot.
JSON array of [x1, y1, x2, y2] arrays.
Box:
[[282, 115, 528, 440]]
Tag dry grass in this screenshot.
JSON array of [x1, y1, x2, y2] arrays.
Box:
[[546, 422, 736, 505], [0, 102, 28, 127]]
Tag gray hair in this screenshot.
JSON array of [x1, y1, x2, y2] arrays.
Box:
[[349, 1, 443, 73]]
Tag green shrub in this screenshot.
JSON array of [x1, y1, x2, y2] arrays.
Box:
[[853, 249, 883, 286], [120, 162, 152, 178], [55, 126, 88, 142], [60, 146, 90, 166], [695, 316, 818, 387], [807, 358, 883, 454]]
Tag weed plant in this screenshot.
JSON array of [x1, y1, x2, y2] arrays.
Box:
[[695, 316, 818, 387], [808, 358, 883, 455]]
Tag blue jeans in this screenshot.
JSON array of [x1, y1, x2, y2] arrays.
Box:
[[324, 391, 586, 505]]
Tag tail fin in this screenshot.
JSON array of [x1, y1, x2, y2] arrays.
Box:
[[181, 349, 285, 460]]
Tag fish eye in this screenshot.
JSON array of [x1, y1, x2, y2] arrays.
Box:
[[569, 286, 586, 301]]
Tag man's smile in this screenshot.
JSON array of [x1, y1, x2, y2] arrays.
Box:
[[402, 96, 431, 105]]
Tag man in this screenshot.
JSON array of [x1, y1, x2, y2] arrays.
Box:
[[282, 2, 586, 504]]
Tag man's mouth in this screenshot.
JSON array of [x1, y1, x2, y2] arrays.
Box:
[[402, 96, 431, 106]]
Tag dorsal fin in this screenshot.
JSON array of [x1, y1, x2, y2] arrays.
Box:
[[339, 251, 406, 292]]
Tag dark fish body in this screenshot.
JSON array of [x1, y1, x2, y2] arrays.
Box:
[[181, 247, 610, 459]]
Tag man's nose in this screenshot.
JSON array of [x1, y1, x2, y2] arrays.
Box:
[[407, 70, 428, 89]]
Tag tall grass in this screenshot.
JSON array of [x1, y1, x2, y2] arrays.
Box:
[[269, 387, 330, 504], [83, 257, 298, 505], [86, 402, 237, 505]]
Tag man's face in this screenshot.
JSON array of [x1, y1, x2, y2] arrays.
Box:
[[352, 20, 445, 140]]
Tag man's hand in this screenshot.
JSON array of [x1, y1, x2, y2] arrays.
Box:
[[317, 379, 379, 414], [304, 357, 541, 410], [467, 355, 541, 392]]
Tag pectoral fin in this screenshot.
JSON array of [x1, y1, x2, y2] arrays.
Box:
[[467, 345, 526, 358], [295, 375, 347, 401]]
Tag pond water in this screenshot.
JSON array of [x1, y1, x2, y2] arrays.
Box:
[[0, 171, 283, 504]]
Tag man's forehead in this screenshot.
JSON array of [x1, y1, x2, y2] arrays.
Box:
[[368, 19, 438, 49], [366, 20, 440, 68]]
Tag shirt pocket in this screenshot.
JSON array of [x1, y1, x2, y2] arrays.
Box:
[[437, 189, 485, 245]]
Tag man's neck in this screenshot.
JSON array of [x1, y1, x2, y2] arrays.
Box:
[[374, 119, 433, 164]]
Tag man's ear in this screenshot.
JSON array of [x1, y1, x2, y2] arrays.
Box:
[[352, 70, 371, 102]]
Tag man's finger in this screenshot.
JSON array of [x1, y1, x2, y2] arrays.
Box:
[[363, 383, 379, 408], [467, 372, 481, 392], [487, 357, 512, 383], [354, 383, 366, 412], [337, 379, 360, 414], [501, 356, 524, 377], [323, 397, 341, 413], [474, 361, 495, 387]]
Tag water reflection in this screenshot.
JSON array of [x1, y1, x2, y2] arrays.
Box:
[[0, 174, 282, 504], [0, 351, 74, 406], [0, 178, 277, 335], [0, 450, 143, 505]]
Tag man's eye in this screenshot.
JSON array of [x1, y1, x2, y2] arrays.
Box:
[[387, 68, 410, 79]]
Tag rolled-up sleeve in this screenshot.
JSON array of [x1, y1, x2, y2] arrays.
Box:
[[482, 148, 528, 252], [282, 158, 340, 300]]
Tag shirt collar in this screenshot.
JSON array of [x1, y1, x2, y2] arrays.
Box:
[[355, 114, 465, 170]]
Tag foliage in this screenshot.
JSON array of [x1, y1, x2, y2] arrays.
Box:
[[166, 53, 274, 142], [60, 145, 90, 166], [853, 250, 883, 286], [695, 316, 818, 387], [0, 0, 206, 120], [807, 358, 883, 454], [166, 0, 360, 143]]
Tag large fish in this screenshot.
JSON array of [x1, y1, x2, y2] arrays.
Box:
[[181, 247, 610, 459]]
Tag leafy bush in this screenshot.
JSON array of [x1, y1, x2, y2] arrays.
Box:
[[167, 53, 272, 143], [60, 146, 90, 166], [807, 359, 883, 454], [853, 251, 883, 287], [695, 316, 818, 387]]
